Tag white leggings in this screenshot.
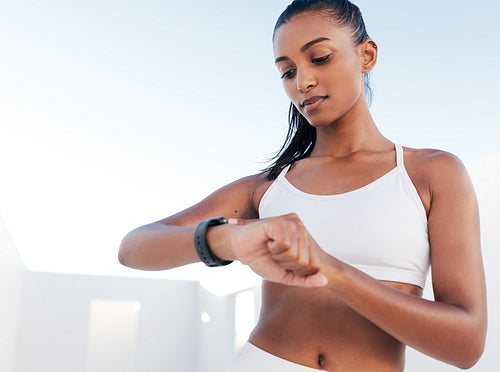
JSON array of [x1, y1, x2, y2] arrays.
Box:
[[228, 342, 326, 372]]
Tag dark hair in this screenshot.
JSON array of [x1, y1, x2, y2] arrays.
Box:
[[264, 0, 372, 180]]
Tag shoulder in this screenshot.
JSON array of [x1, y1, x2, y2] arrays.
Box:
[[217, 171, 274, 210], [403, 146, 468, 182], [229, 171, 272, 193], [403, 146, 463, 164], [160, 171, 273, 225], [402, 147, 474, 207], [250, 171, 275, 211], [215, 171, 271, 200]]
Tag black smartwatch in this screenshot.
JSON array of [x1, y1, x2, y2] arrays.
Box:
[[194, 217, 233, 267]]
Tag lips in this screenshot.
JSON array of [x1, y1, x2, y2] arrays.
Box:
[[301, 96, 327, 110]]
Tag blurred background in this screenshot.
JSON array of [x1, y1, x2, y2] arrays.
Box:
[[1, 0, 498, 371]]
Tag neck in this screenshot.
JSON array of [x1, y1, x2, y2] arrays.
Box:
[[310, 96, 392, 158]]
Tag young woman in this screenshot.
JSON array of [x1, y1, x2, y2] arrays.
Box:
[[119, 1, 487, 370]]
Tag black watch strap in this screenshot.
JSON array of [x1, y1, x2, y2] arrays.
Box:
[[194, 217, 233, 267]]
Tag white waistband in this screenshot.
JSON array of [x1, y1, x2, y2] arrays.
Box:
[[229, 342, 325, 372]]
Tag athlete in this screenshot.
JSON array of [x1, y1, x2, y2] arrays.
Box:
[[119, 1, 487, 370]]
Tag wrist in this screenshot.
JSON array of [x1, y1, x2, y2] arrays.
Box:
[[205, 223, 238, 262], [319, 250, 348, 288], [193, 217, 233, 267]]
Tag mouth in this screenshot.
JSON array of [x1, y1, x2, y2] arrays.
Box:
[[301, 96, 328, 111]]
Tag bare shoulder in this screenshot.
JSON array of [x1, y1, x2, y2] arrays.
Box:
[[402, 147, 474, 212], [161, 171, 272, 226], [225, 170, 272, 203], [219, 171, 270, 192], [403, 146, 469, 183]]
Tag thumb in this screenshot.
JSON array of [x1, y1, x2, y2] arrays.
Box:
[[228, 218, 259, 226], [279, 271, 329, 288], [304, 272, 328, 287]]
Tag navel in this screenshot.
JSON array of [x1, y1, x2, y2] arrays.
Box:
[[318, 353, 325, 368]]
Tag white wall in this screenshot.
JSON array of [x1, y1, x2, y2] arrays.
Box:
[[0, 214, 26, 372], [14, 271, 239, 372]]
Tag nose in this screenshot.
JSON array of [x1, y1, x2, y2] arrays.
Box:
[[296, 69, 317, 92]]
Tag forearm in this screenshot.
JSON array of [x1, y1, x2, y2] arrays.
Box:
[[119, 222, 200, 270], [322, 256, 486, 369], [118, 219, 242, 270]]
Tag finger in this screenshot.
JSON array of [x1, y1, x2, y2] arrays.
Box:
[[266, 219, 293, 256], [270, 222, 307, 267], [282, 235, 321, 276], [287, 263, 318, 277], [274, 257, 315, 277], [297, 236, 320, 274], [294, 225, 311, 269], [292, 265, 319, 277], [308, 236, 322, 272], [279, 270, 328, 287], [303, 272, 328, 287]]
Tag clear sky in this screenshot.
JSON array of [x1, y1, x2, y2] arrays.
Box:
[[1, 0, 499, 279]]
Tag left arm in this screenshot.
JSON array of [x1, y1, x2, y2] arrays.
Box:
[[225, 152, 487, 368], [319, 152, 487, 369]]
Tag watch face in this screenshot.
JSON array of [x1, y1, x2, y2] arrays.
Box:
[[208, 217, 227, 226]]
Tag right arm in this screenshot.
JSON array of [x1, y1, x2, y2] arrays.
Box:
[[118, 173, 263, 270], [118, 172, 327, 287]]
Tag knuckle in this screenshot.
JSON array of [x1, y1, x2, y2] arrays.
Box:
[[283, 247, 298, 261], [310, 261, 320, 271], [281, 239, 292, 250], [295, 222, 306, 234], [283, 212, 300, 223], [296, 258, 307, 268]]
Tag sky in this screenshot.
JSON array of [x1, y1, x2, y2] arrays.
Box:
[[1, 0, 499, 282]]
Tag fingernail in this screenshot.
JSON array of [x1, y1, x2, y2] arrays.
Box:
[[318, 274, 328, 286]]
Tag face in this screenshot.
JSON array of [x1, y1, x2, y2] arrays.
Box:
[[273, 12, 376, 127]]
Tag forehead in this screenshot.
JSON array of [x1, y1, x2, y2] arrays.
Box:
[[273, 12, 352, 57]]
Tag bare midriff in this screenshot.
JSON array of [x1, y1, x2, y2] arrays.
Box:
[[249, 280, 422, 371]]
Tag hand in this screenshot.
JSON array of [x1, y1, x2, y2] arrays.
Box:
[[228, 213, 327, 288]]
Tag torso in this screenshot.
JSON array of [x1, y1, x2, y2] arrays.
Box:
[[246, 146, 433, 371], [251, 281, 420, 371]]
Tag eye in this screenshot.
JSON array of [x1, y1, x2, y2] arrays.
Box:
[[312, 54, 331, 64], [280, 69, 296, 80]]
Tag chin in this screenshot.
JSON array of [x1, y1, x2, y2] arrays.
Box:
[[299, 104, 342, 128], [304, 114, 339, 128]]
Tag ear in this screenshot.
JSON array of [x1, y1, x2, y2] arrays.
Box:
[[360, 39, 378, 73]]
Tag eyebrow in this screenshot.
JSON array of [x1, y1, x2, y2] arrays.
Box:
[[275, 37, 331, 64]]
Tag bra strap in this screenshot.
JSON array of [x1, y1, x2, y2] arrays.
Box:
[[395, 143, 404, 168], [277, 164, 292, 179]]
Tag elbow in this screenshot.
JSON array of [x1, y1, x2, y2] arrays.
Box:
[[450, 301, 488, 369], [454, 329, 486, 370], [118, 248, 128, 267], [456, 356, 481, 370], [118, 233, 135, 268], [456, 343, 485, 370]]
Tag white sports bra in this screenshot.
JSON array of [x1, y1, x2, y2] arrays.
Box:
[[259, 144, 430, 288]]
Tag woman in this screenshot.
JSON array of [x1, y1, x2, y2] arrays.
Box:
[[119, 0, 487, 370]]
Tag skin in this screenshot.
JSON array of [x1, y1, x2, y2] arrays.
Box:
[[118, 11, 487, 371]]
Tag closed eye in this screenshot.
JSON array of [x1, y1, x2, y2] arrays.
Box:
[[281, 69, 296, 79], [312, 54, 331, 64]]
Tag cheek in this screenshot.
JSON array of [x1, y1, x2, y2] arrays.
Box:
[[282, 81, 297, 102], [329, 63, 363, 100]]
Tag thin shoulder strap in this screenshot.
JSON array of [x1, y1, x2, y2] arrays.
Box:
[[395, 143, 404, 168], [276, 164, 292, 180]]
